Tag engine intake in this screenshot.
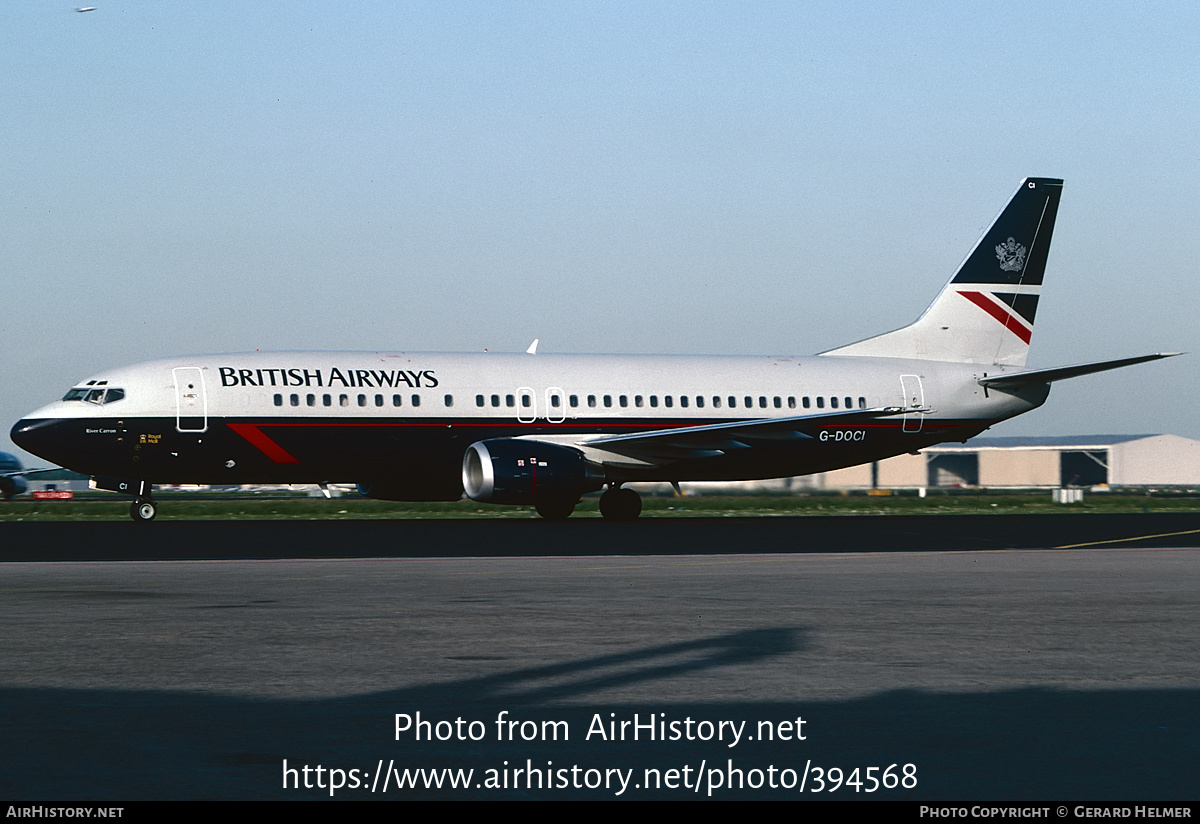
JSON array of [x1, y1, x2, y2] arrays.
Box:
[[462, 439, 603, 504]]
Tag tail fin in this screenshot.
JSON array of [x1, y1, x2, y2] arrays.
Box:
[[822, 177, 1063, 366]]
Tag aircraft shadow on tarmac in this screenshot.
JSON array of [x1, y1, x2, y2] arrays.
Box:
[[3, 626, 1196, 800]]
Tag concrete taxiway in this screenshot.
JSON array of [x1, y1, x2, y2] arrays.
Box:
[[1, 517, 1197, 800]]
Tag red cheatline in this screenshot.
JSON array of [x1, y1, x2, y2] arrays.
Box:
[[226, 423, 300, 464]]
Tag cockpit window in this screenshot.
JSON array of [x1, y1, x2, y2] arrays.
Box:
[[62, 387, 125, 404]]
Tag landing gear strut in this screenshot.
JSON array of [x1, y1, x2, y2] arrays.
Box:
[[599, 486, 642, 521]]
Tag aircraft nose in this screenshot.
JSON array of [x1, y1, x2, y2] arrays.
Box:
[[10, 418, 61, 463]]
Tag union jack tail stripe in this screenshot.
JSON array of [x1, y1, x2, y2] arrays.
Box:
[[958, 290, 1034, 344]]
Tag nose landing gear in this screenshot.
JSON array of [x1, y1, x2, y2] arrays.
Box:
[[129, 480, 156, 522], [599, 485, 642, 521], [130, 498, 157, 522]]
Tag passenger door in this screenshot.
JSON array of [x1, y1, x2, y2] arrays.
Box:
[[173, 367, 208, 432]]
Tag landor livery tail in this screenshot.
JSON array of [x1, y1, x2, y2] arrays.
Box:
[[822, 177, 1063, 366]]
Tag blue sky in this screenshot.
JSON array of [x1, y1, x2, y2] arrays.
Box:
[[3, 1, 1197, 463]]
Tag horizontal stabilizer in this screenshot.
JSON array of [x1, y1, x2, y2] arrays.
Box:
[[978, 353, 1182, 391]]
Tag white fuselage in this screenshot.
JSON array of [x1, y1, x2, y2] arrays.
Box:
[[12, 350, 1047, 494]]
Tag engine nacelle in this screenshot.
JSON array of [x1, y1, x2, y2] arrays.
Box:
[[462, 439, 604, 504], [0, 474, 27, 499]]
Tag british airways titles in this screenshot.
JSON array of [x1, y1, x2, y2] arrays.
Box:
[[218, 366, 439, 389]]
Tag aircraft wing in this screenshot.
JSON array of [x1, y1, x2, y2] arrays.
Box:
[[978, 353, 1181, 391], [0, 467, 58, 477], [578, 406, 908, 461]]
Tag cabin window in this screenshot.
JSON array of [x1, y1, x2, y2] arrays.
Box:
[[444, 395, 454, 407], [476, 395, 485, 407], [521, 395, 531, 408], [728, 396, 737, 408], [618, 395, 627, 408], [274, 394, 283, 407], [307, 394, 316, 407], [291, 394, 300, 407], [665, 396, 674, 408], [816, 397, 824, 409], [357, 394, 367, 407], [650, 396, 658, 408], [744, 396, 752, 408], [696, 396, 704, 408], [492, 394, 501, 407], [326, 394, 334, 407], [803, 397, 811, 409], [831, 396, 839, 409], [551, 394, 561, 408], [603, 395, 612, 408], [680, 396, 689, 408], [375, 394, 384, 407], [569, 395, 579, 408], [858, 397, 867, 409], [506, 394, 515, 407], [845, 396, 853, 409], [773, 396, 782, 408], [411, 395, 421, 407], [635, 395, 644, 408], [587, 395, 597, 408], [758, 396, 767, 409], [788, 397, 796, 409], [391, 394, 400, 407]]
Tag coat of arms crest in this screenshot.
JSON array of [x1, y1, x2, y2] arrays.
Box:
[[995, 237, 1026, 272]]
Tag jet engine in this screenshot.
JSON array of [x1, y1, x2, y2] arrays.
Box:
[[462, 439, 604, 504], [0, 474, 27, 500], [0, 452, 28, 500]]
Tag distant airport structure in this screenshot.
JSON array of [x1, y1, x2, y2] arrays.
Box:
[[723, 434, 1200, 492]]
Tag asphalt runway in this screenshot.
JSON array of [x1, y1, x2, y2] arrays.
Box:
[[2, 515, 1198, 801], [4, 511, 1200, 561]]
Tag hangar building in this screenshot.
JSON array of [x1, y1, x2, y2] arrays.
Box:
[[819, 434, 1200, 490]]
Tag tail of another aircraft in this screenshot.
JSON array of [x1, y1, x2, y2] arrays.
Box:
[[822, 177, 1063, 366]]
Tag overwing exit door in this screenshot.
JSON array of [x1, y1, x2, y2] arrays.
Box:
[[900, 374, 924, 433]]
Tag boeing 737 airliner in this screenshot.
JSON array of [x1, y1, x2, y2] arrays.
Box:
[[11, 178, 1178, 520]]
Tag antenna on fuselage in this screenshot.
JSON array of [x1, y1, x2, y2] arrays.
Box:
[[526, 339, 539, 355]]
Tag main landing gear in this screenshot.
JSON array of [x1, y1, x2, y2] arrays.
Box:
[[599, 486, 642, 521], [533, 486, 643, 521], [534, 497, 577, 521]]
